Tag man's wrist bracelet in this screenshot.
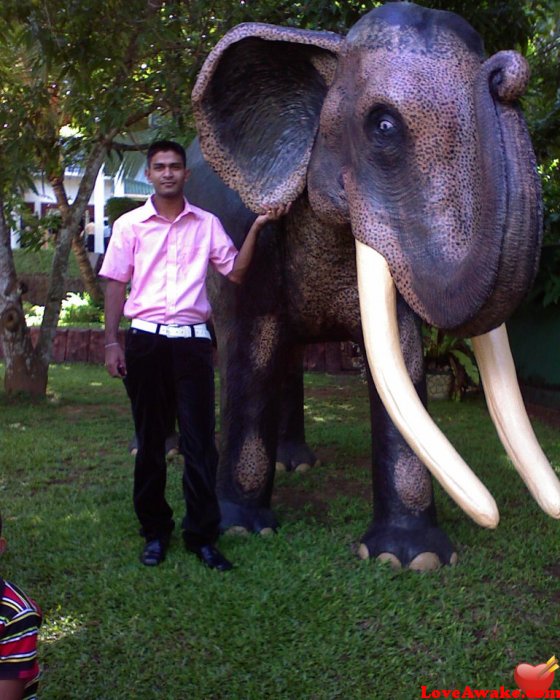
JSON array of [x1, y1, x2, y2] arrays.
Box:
[[104, 342, 120, 349]]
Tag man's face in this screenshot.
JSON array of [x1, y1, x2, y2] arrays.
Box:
[[145, 150, 189, 199]]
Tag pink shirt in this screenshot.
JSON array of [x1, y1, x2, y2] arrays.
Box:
[[99, 196, 238, 324]]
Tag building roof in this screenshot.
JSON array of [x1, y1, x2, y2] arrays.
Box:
[[124, 178, 152, 196]]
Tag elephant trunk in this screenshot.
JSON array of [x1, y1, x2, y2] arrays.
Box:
[[455, 51, 543, 336]]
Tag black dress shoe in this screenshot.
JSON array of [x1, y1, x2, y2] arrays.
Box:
[[188, 544, 233, 571], [140, 538, 169, 566]]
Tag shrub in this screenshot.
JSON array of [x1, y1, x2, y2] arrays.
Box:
[[422, 325, 480, 400], [105, 197, 143, 226], [59, 292, 103, 325]]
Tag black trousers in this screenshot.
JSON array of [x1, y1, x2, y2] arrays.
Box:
[[124, 328, 220, 548]]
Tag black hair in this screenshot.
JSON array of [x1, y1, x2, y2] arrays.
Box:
[[146, 140, 187, 168]]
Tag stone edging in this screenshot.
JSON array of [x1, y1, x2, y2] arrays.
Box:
[[1, 328, 362, 373]]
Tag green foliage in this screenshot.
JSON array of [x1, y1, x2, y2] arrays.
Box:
[[24, 292, 103, 327], [22, 301, 44, 327], [524, 4, 560, 160], [59, 292, 103, 325], [12, 248, 81, 277], [423, 326, 480, 400], [540, 159, 560, 246], [0, 22, 43, 194], [0, 367, 559, 698], [105, 197, 143, 226], [522, 2, 560, 260], [527, 244, 560, 307], [17, 208, 63, 252], [425, 0, 532, 53]]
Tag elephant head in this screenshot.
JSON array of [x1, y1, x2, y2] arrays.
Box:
[[192, 3, 560, 528]]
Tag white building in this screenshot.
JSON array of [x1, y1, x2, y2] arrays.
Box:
[[17, 164, 152, 253]]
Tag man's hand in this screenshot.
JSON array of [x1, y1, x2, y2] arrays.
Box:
[[105, 343, 126, 378], [228, 201, 292, 284], [103, 280, 127, 376], [254, 202, 292, 228]]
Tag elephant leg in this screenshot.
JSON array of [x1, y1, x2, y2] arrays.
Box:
[[360, 297, 457, 570], [276, 345, 319, 473], [216, 315, 286, 535]]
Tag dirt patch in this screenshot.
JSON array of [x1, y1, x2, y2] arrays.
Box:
[[272, 447, 371, 525], [272, 475, 370, 524]]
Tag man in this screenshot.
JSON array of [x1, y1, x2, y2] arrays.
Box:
[[100, 140, 288, 570]]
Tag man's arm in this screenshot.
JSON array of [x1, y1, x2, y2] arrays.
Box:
[[104, 279, 127, 378], [227, 203, 291, 285], [0, 679, 27, 700]]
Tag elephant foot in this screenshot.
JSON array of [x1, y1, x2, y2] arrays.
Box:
[[275, 440, 320, 473], [358, 524, 457, 571], [219, 499, 278, 535]]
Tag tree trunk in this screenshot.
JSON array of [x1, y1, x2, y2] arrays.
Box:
[[1, 303, 48, 396], [34, 142, 111, 367], [71, 233, 104, 303], [48, 140, 113, 310], [0, 199, 48, 396]]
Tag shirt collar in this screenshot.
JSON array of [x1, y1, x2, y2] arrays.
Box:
[[138, 195, 201, 223]]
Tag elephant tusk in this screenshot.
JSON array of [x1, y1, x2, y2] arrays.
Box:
[[355, 240, 499, 528], [472, 325, 560, 518]]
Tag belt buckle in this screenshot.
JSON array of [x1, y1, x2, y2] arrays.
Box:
[[167, 324, 190, 339]]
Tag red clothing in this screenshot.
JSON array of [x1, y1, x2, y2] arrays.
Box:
[[0, 578, 42, 700], [99, 196, 238, 325]]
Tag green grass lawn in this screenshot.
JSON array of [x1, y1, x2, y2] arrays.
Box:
[[0, 365, 559, 699]]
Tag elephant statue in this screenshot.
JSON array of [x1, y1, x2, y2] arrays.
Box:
[[184, 1, 560, 569]]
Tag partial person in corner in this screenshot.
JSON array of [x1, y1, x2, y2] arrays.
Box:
[[100, 140, 289, 571], [0, 511, 42, 700]]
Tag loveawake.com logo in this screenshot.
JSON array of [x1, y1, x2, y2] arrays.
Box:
[[420, 655, 560, 699]]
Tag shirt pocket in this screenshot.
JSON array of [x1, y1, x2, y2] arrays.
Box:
[[178, 244, 207, 272]]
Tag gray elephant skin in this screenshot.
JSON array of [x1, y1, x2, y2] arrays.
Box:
[[184, 2, 560, 570]]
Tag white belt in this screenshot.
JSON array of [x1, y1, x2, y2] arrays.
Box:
[[130, 318, 211, 340]]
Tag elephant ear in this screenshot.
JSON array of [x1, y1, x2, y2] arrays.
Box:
[[192, 23, 343, 212]]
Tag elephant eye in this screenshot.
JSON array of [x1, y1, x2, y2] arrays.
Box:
[[378, 118, 395, 132], [364, 107, 401, 142]]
